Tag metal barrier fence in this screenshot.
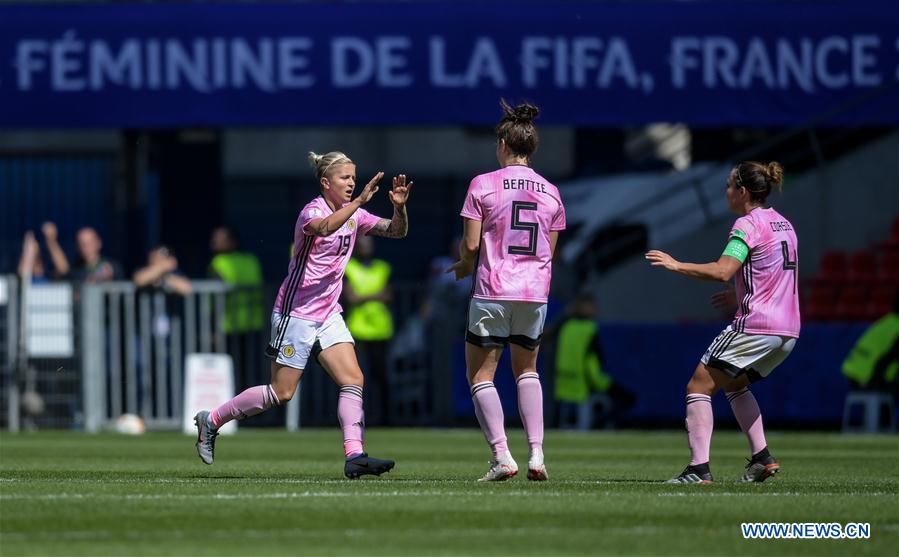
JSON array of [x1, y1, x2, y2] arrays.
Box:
[[1, 275, 82, 431], [1, 276, 457, 431], [0, 275, 17, 430], [80, 280, 260, 432]]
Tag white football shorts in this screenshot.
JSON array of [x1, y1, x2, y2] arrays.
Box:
[[466, 298, 547, 350], [265, 312, 354, 370], [701, 325, 797, 382]]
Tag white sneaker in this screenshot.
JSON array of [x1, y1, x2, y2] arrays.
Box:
[[477, 451, 518, 482], [527, 447, 548, 481]]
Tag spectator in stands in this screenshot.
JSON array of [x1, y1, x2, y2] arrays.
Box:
[[16, 223, 70, 282], [208, 226, 265, 389], [17, 231, 48, 284], [554, 292, 635, 429], [343, 235, 394, 425], [209, 226, 265, 332], [70, 227, 122, 283], [842, 293, 899, 399], [133, 246, 192, 296]]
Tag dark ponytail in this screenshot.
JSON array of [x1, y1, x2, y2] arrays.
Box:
[[733, 160, 784, 203], [495, 99, 540, 158]]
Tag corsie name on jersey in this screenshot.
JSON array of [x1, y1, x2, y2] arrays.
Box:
[[503, 178, 547, 193], [769, 221, 793, 232]]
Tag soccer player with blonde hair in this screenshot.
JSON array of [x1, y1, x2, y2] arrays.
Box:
[[195, 151, 412, 479]]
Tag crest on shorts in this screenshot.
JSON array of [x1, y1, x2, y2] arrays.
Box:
[[282, 344, 295, 358], [347, 219, 355, 232]]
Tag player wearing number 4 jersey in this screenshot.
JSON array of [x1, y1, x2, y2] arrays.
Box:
[[646, 161, 799, 484], [449, 100, 566, 482], [193, 150, 412, 479]]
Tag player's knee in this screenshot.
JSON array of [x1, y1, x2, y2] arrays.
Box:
[[686, 375, 714, 396], [273, 385, 296, 403]]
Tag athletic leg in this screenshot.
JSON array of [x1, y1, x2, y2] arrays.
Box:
[[668, 362, 736, 483], [511, 343, 546, 480], [318, 342, 394, 478], [194, 361, 297, 465]]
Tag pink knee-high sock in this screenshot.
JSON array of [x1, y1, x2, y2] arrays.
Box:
[[516, 372, 544, 451], [685, 393, 713, 465], [727, 387, 767, 455], [471, 381, 509, 459], [338, 385, 365, 458], [210, 384, 279, 429]]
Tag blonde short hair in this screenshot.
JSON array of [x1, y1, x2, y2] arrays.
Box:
[[308, 151, 353, 180]]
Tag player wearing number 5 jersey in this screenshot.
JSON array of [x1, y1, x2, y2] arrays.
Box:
[[449, 100, 566, 482], [646, 161, 799, 484], [194, 151, 413, 479]]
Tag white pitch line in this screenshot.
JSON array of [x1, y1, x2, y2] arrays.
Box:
[[0, 490, 575, 501]]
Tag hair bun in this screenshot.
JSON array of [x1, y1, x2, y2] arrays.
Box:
[[307, 151, 323, 170], [500, 99, 539, 124], [766, 161, 784, 187], [512, 103, 539, 122]]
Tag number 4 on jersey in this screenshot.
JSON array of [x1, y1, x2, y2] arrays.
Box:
[[781, 241, 797, 294]]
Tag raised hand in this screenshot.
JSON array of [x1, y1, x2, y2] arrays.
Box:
[[22, 231, 39, 257], [645, 250, 680, 272], [41, 221, 58, 243], [355, 172, 384, 205], [388, 174, 413, 208]]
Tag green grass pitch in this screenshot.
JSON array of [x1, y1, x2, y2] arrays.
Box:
[[1, 429, 897, 556]]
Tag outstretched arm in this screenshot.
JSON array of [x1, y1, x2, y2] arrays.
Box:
[[304, 172, 384, 237], [369, 174, 413, 239], [645, 250, 743, 282]]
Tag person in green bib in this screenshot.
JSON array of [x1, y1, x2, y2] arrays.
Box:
[[343, 235, 394, 425], [843, 293, 899, 398], [209, 226, 265, 389], [554, 292, 635, 429]]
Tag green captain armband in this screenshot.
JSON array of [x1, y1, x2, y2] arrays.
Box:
[[722, 237, 749, 263]]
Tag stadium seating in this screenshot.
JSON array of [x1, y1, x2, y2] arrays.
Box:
[[816, 250, 848, 283], [803, 217, 899, 322], [848, 250, 878, 284]]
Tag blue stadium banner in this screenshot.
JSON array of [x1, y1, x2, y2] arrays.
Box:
[[1, 1, 897, 127]]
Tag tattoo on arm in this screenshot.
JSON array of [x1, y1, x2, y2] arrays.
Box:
[[370, 207, 408, 238]]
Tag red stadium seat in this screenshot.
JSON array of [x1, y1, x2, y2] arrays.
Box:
[[879, 250, 899, 284], [864, 284, 898, 320], [834, 285, 867, 321], [816, 250, 848, 283], [803, 283, 838, 321], [848, 250, 878, 284]]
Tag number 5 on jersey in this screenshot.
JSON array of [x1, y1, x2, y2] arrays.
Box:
[[508, 201, 539, 256]]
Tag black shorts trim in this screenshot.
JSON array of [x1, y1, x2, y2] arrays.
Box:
[[707, 357, 765, 383], [509, 334, 541, 350], [707, 356, 745, 379], [264, 344, 280, 360], [466, 331, 508, 348]]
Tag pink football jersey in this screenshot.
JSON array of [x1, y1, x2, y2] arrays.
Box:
[[461, 166, 566, 303], [274, 196, 381, 322], [728, 207, 800, 338]]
